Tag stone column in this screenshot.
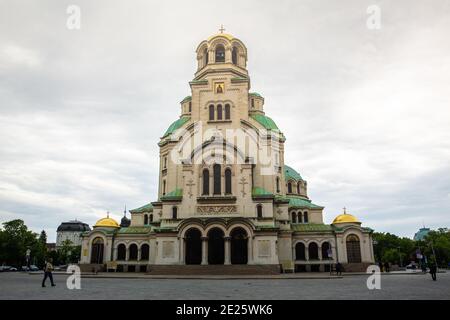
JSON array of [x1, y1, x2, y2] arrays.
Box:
[[224, 237, 231, 265], [125, 246, 129, 261], [138, 246, 142, 261], [201, 237, 208, 265], [247, 237, 253, 264]]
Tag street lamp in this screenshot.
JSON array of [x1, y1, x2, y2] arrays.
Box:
[[25, 248, 31, 270]]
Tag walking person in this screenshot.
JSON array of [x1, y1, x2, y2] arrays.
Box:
[[335, 262, 342, 276], [429, 264, 437, 281], [42, 258, 56, 287]]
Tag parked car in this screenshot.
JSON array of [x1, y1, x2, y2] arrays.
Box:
[[406, 263, 417, 270], [8, 267, 18, 271], [29, 265, 40, 271], [0, 266, 12, 272]]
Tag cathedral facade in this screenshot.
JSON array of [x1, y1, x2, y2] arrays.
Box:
[[80, 32, 375, 273]]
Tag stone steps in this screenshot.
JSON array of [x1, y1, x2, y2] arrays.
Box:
[[147, 264, 281, 275]]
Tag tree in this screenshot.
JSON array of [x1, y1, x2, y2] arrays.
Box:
[[373, 232, 416, 266], [0, 220, 39, 266], [419, 228, 450, 268]]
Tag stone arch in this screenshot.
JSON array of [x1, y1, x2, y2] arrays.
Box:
[[116, 243, 126, 261], [230, 227, 248, 264], [346, 234, 362, 263], [185, 227, 202, 265], [140, 243, 150, 261], [308, 242, 319, 260], [128, 243, 138, 261]]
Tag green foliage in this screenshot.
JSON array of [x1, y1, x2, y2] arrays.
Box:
[[417, 228, 450, 268], [373, 232, 416, 265], [0, 220, 46, 267]]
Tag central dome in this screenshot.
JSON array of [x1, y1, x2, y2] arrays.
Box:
[[332, 213, 360, 224], [94, 216, 119, 228]]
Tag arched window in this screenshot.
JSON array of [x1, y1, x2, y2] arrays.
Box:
[[215, 44, 225, 62], [117, 244, 126, 260], [213, 164, 221, 195], [225, 104, 230, 120], [308, 242, 319, 260], [172, 207, 178, 219], [217, 104, 223, 120], [209, 105, 214, 120], [295, 243, 306, 260], [297, 212, 302, 223], [129, 244, 138, 260], [346, 235, 362, 263], [144, 214, 148, 225], [202, 169, 210, 195], [232, 47, 238, 64], [225, 168, 232, 194], [291, 212, 297, 223], [140, 244, 149, 261], [162, 180, 166, 195], [203, 48, 208, 66], [303, 212, 308, 223], [257, 204, 263, 218], [321, 242, 331, 260], [276, 177, 280, 193], [149, 214, 153, 223], [287, 182, 292, 194], [188, 101, 192, 113], [297, 182, 301, 194], [251, 98, 255, 109]]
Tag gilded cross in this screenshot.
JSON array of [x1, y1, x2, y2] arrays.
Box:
[[343, 207, 347, 214], [239, 177, 248, 197], [219, 25, 225, 33], [186, 179, 195, 198]]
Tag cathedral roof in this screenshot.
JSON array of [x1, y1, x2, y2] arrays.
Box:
[[94, 217, 120, 228], [162, 116, 190, 138], [129, 203, 153, 214], [284, 165, 303, 181], [291, 223, 333, 232], [250, 114, 280, 131], [284, 195, 323, 209], [160, 188, 183, 201], [207, 33, 235, 41]]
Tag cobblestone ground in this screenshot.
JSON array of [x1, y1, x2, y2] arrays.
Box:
[[0, 272, 449, 300]]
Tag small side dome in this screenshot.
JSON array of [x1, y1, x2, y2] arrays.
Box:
[[332, 210, 361, 225], [94, 215, 120, 228]]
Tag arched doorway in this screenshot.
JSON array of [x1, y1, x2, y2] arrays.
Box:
[[295, 242, 306, 260], [208, 228, 224, 264], [129, 244, 138, 260], [308, 242, 319, 260], [117, 244, 126, 260], [90, 237, 104, 264], [346, 235, 362, 263], [230, 228, 248, 264], [185, 228, 202, 265]]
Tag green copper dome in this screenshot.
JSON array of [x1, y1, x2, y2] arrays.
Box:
[[284, 165, 303, 181], [162, 116, 190, 138]]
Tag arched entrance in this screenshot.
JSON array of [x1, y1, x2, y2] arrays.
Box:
[[208, 228, 224, 265], [230, 228, 248, 264], [346, 234, 362, 263], [185, 228, 202, 265], [90, 237, 104, 264]]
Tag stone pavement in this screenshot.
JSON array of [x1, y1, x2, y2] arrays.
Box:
[[1, 271, 449, 300]]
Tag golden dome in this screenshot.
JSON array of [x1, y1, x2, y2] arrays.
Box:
[[207, 33, 235, 41], [332, 213, 360, 224], [94, 216, 119, 228]]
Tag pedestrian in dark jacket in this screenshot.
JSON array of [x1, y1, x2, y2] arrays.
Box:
[[335, 262, 342, 276], [42, 258, 56, 287], [429, 265, 437, 281]]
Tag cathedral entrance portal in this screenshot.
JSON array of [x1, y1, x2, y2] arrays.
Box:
[[185, 228, 202, 265], [90, 237, 104, 264], [230, 228, 248, 264], [208, 228, 225, 264]]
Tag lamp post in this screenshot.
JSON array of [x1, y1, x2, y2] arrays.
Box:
[[25, 249, 31, 270]]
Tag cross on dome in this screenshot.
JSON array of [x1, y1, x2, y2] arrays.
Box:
[[219, 24, 225, 33]]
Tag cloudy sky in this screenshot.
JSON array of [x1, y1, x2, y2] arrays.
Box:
[[1, 0, 449, 242]]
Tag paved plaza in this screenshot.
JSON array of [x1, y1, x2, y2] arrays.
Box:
[[0, 272, 449, 300]]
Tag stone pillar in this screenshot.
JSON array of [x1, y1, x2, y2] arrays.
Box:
[[138, 246, 141, 261], [201, 237, 208, 265], [247, 237, 253, 264], [224, 237, 231, 265], [318, 245, 322, 261], [180, 237, 185, 265], [125, 247, 129, 261]]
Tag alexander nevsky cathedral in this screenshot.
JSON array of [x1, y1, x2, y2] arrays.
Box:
[[80, 31, 375, 273]]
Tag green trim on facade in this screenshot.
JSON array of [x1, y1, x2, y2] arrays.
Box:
[[160, 188, 183, 201], [162, 116, 190, 138], [284, 165, 303, 181], [252, 187, 274, 198], [250, 114, 280, 131], [117, 226, 153, 234], [291, 223, 333, 232], [129, 203, 154, 214]]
